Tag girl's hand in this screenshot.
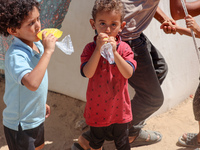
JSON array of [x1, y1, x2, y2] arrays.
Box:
[[46, 104, 51, 118], [42, 31, 58, 55]]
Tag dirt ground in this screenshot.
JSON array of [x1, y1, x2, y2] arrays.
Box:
[[0, 75, 198, 150]]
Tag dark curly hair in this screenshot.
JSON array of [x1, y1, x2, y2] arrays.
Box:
[[0, 0, 40, 37], [92, 0, 124, 22]]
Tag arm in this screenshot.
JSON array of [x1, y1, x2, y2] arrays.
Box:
[[109, 37, 133, 79], [154, 6, 176, 34], [154, 6, 172, 24], [161, 19, 200, 38], [170, 0, 200, 20], [21, 32, 57, 91], [114, 52, 133, 79], [82, 33, 108, 78], [185, 15, 200, 37], [176, 26, 199, 38]]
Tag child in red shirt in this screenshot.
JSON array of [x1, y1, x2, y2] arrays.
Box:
[[80, 0, 137, 149]]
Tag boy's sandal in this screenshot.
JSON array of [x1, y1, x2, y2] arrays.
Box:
[[130, 130, 162, 147], [178, 133, 200, 148], [71, 142, 105, 150]]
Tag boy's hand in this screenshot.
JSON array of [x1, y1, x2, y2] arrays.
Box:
[[96, 33, 109, 50], [46, 104, 51, 118], [108, 36, 117, 53], [42, 31, 58, 55]]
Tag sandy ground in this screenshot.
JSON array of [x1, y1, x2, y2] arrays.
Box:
[[0, 74, 198, 150]]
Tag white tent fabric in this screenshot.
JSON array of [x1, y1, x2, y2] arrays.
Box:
[[47, 0, 200, 116]]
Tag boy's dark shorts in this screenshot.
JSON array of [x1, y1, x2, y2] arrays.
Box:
[[89, 123, 129, 149], [4, 123, 44, 150], [82, 129, 114, 142]]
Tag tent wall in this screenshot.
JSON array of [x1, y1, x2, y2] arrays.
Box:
[[48, 0, 200, 115]]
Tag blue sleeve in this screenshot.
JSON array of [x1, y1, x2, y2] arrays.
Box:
[[80, 62, 87, 77], [6, 51, 32, 85], [126, 60, 135, 72]]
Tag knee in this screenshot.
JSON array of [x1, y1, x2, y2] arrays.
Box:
[[78, 135, 90, 149], [153, 93, 164, 110], [158, 63, 168, 85]]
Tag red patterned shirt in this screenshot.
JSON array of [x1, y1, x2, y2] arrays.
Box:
[[80, 35, 137, 127]]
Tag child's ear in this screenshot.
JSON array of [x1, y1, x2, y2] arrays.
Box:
[[119, 21, 126, 32], [90, 19, 96, 30], [7, 28, 18, 36]]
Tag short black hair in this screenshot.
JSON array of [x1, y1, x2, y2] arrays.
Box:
[[92, 0, 124, 22], [0, 0, 40, 37]]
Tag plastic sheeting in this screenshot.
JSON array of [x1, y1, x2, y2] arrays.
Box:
[[0, 0, 71, 69]]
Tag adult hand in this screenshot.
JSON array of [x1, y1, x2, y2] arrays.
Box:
[[160, 19, 177, 34]]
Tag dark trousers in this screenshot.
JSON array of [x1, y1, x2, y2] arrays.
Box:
[[125, 33, 168, 136], [193, 81, 200, 121]]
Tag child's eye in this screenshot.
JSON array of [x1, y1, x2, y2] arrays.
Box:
[[112, 23, 117, 27], [100, 22, 105, 26], [29, 21, 35, 26], [37, 17, 40, 21]]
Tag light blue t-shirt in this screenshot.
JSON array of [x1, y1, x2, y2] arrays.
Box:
[[3, 37, 48, 131]]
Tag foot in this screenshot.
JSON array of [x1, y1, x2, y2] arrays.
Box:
[[129, 132, 160, 143], [182, 133, 200, 143], [178, 133, 200, 148], [129, 130, 162, 147]]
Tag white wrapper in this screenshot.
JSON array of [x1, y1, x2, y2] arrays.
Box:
[[100, 43, 114, 64], [56, 35, 74, 55]]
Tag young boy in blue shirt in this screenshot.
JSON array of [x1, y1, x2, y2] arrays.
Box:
[[0, 0, 58, 149]]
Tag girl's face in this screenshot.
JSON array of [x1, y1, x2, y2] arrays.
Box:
[[90, 10, 125, 37], [15, 6, 41, 47]]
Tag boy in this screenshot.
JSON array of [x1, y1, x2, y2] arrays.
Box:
[[79, 0, 137, 150], [0, 0, 57, 149]]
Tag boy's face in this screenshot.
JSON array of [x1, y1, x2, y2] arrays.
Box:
[[13, 6, 41, 46], [90, 10, 125, 37]]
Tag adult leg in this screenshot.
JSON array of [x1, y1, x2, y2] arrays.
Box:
[[148, 36, 168, 85], [126, 33, 167, 146], [178, 82, 200, 147], [193, 82, 200, 143]]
